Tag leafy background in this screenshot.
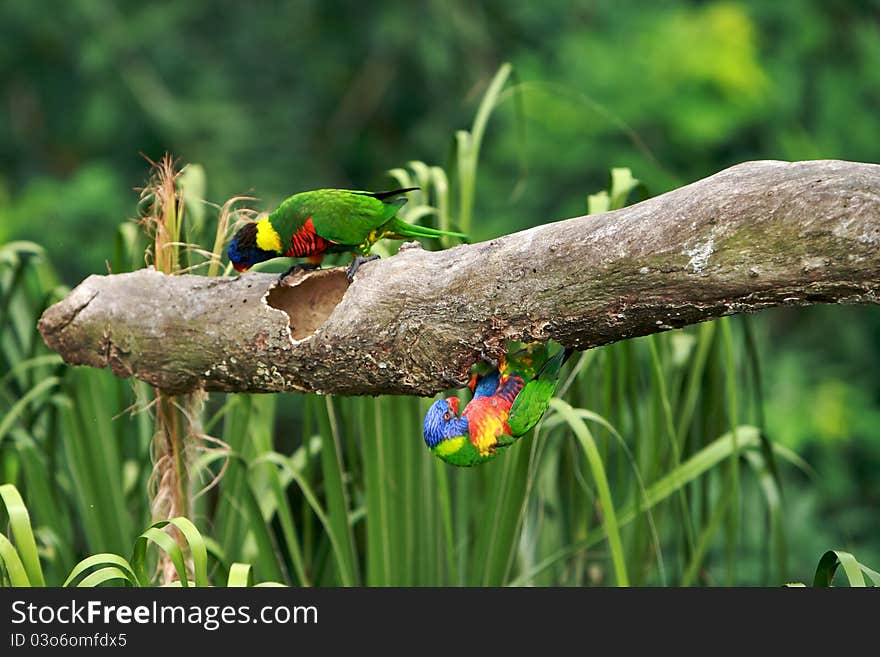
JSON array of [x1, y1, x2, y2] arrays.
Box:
[[1, 0, 878, 586]]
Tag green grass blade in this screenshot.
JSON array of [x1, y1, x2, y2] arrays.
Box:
[[258, 451, 353, 586], [675, 322, 716, 442], [0, 377, 59, 444], [430, 166, 450, 236], [472, 440, 529, 586], [407, 160, 431, 205], [859, 564, 880, 586], [768, 443, 815, 478], [550, 399, 629, 586], [647, 336, 696, 558], [454, 130, 472, 233], [231, 457, 286, 584], [743, 449, 786, 585], [608, 167, 640, 210], [0, 354, 63, 388], [813, 550, 866, 587], [680, 486, 732, 586], [456, 62, 512, 235], [227, 563, 254, 587], [548, 407, 665, 583], [77, 566, 136, 588], [210, 395, 285, 582], [633, 427, 758, 513], [387, 168, 413, 190], [509, 426, 761, 585], [9, 428, 75, 579], [64, 553, 139, 587], [0, 483, 45, 586], [587, 190, 610, 214], [261, 459, 310, 586], [433, 458, 457, 584], [143, 527, 189, 585], [59, 370, 136, 555], [469, 62, 512, 173], [0, 532, 31, 586], [131, 520, 194, 587], [720, 318, 740, 585], [360, 397, 391, 585], [317, 396, 359, 585], [165, 517, 209, 587]]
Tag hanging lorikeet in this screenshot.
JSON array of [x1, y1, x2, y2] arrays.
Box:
[[227, 187, 466, 280], [423, 343, 574, 467]]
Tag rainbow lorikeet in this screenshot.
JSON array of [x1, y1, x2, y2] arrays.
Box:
[[423, 343, 574, 467], [227, 187, 466, 280]]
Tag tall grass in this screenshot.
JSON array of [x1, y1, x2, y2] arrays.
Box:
[[138, 155, 209, 583], [0, 64, 866, 587]]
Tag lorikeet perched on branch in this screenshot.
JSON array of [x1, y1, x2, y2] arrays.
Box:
[[227, 187, 466, 280], [423, 343, 574, 467]]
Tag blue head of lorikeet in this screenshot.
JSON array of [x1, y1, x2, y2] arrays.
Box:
[[227, 222, 278, 272], [423, 397, 469, 449]]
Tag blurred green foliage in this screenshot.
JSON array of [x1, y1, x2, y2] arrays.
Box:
[[1, 0, 879, 580], [4, 1, 880, 278]]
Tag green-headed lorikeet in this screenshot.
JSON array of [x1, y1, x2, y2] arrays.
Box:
[[227, 187, 466, 280], [423, 343, 573, 467]]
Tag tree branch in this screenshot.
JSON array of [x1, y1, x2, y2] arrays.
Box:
[[38, 159, 880, 395]]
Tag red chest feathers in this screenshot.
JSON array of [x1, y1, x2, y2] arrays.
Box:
[[284, 218, 332, 257]]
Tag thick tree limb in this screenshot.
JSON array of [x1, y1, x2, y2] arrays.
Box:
[[39, 159, 880, 395]]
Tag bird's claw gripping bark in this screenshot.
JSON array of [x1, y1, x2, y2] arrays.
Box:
[[278, 262, 320, 282], [346, 254, 380, 282]]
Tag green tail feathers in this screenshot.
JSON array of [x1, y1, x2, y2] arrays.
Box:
[[364, 187, 468, 241], [385, 217, 468, 241]]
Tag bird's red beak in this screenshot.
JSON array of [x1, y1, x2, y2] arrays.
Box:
[[467, 374, 478, 394], [233, 263, 250, 273], [446, 396, 460, 415]]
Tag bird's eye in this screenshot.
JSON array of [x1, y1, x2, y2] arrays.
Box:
[[443, 411, 451, 421]]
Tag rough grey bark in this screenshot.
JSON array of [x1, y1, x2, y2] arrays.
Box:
[[38, 159, 880, 396]]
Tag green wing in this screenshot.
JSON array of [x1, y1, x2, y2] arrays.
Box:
[[507, 379, 558, 437], [299, 189, 401, 245], [507, 347, 571, 437]]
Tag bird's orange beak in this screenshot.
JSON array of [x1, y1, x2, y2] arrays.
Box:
[[446, 396, 460, 415], [467, 374, 478, 394]]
